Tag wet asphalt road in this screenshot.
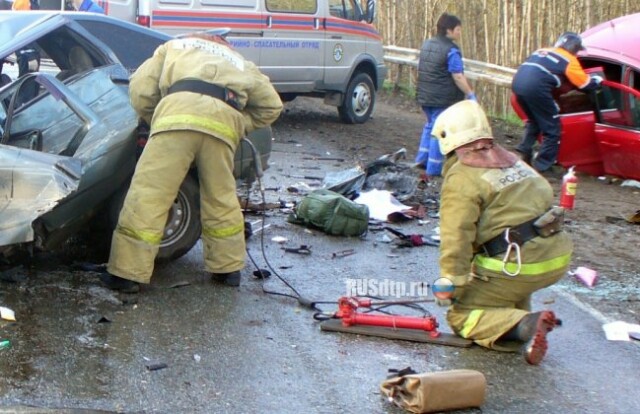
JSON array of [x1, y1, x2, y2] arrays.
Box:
[[1, 103, 640, 413]]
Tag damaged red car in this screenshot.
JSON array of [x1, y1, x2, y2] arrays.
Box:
[[511, 12, 640, 180]]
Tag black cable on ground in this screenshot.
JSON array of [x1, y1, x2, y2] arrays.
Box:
[[240, 138, 436, 318], [240, 138, 329, 312]]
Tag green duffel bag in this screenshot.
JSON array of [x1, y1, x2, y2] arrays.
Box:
[[288, 189, 369, 237]]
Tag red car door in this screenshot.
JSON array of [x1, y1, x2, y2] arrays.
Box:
[[510, 87, 603, 176], [593, 81, 640, 180]]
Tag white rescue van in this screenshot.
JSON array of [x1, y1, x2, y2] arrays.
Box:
[[101, 0, 387, 123]]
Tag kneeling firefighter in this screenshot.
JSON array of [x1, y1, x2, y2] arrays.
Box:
[[432, 100, 572, 365], [102, 31, 283, 293]]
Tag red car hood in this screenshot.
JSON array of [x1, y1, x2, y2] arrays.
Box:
[[581, 12, 640, 70]]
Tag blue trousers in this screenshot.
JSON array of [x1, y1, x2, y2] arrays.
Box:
[[416, 106, 446, 176], [514, 93, 561, 172]]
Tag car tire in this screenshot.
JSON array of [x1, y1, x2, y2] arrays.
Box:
[[107, 174, 201, 262], [338, 72, 375, 124], [157, 174, 201, 261]]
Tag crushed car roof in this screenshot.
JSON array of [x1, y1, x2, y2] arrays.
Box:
[[0, 11, 171, 60], [581, 12, 640, 69]]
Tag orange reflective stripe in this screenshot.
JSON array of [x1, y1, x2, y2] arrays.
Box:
[[556, 48, 590, 88]]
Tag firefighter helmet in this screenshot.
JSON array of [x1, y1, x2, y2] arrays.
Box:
[[433, 100, 493, 155], [554, 32, 585, 55]]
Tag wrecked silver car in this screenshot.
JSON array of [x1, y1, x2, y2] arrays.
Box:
[[0, 11, 271, 264]]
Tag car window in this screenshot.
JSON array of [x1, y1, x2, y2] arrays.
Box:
[[77, 21, 169, 75], [329, 0, 359, 20], [266, 0, 317, 14], [595, 82, 640, 131], [5, 27, 106, 84], [3, 74, 82, 154], [557, 61, 624, 115]]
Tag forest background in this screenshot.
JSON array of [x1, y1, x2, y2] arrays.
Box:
[[374, 0, 640, 117]]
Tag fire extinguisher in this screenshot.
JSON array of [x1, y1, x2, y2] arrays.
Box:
[[559, 166, 577, 209]]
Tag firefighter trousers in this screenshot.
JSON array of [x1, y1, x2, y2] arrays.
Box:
[[108, 130, 245, 283], [446, 263, 567, 351]]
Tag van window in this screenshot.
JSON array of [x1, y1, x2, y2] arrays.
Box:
[[328, 0, 357, 20], [200, 0, 256, 6], [266, 0, 316, 14]]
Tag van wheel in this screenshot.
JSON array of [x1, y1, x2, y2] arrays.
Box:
[[107, 174, 201, 262], [338, 72, 375, 124]]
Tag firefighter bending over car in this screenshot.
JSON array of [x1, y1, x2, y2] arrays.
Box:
[[101, 30, 283, 293], [432, 100, 572, 365]]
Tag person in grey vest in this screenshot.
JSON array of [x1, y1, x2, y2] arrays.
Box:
[[415, 13, 476, 177]]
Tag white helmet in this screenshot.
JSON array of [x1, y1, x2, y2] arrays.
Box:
[[433, 100, 493, 155]]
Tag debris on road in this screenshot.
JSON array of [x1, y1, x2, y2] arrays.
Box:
[[288, 189, 369, 237], [323, 166, 366, 198], [605, 209, 640, 224], [287, 182, 318, 194], [602, 321, 640, 341], [331, 249, 355, 259], [384, 227, 439, 248], [283, 245, 312, 255], [144, 360, 169, 371], [272, 236, 288, 244], [0, 339, 11, 351], [354, 189, 411, 221], [252, 269, 272, 279], [621, 179, 640, 189], [0, 307, 16, 322], [571, 266, 598, 288], [302, 156, 346, 162]]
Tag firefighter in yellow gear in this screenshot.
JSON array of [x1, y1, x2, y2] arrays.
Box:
[[103, 31, 282, 292], [432, 100, 572, 365]]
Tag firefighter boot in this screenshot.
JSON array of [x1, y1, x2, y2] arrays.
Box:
[[99, 273, 140, 294], [502, 311, 559, 365], [211, 271, 241, 287]]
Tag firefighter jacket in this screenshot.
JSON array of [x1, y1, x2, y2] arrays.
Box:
[[512, 47, 600, 97], [439, 153, 573, 282], [416, 35, 465, 108], [129, 37, 283, 150]]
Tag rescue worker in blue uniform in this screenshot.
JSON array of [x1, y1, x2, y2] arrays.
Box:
[[512, 32, 602, 173]]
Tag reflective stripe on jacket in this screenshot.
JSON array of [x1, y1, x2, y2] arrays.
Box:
[[439, 154, 573, 279], [129, 38, 283, 150]]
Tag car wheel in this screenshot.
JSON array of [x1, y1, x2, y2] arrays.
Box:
[[107, 174, 201, 262], [157, 174, 201, 261], [338, 72, 375, 124]]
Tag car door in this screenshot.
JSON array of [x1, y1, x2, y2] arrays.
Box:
[[323, 0, 366, 88], [261, 0, 323, 93], [592, 75, 640, 180], [510, 65, 619, 176]]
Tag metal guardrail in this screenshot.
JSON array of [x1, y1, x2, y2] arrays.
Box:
[[384, 45, 516, 87]]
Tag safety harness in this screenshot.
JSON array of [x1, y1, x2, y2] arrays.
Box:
[[480, 216, 539, 257], [477, 207, 566, 276], [167, 79, 241, 110]]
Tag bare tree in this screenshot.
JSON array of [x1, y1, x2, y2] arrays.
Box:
[[376, 0, 640, 116]]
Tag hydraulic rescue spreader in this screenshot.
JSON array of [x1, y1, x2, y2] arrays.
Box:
[[334, 296, 441, 338]]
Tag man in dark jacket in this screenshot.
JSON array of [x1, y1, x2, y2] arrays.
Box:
[[512, 32, 602, 173], [415, 13, 475, 177]]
